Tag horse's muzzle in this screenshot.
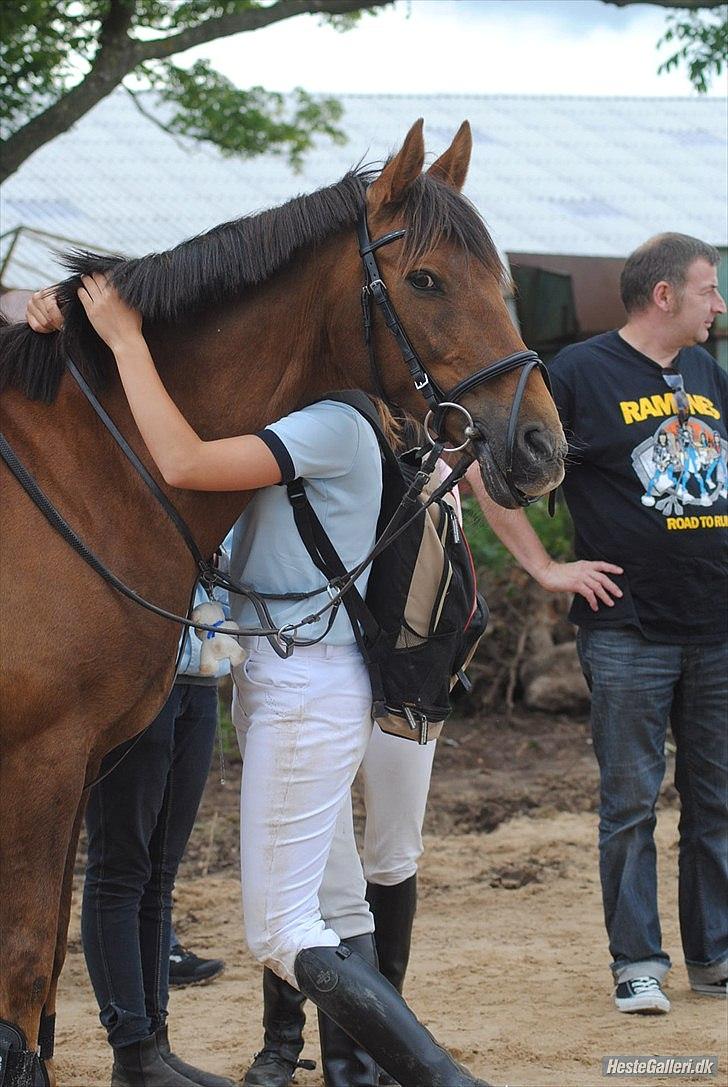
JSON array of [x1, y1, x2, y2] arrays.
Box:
[[471, 429, 565, 509]]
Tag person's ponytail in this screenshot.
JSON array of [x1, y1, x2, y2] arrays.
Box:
[[371, 397, 422, 452]]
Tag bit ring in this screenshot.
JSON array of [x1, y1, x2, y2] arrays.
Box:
[[423, 402, 475, 453]]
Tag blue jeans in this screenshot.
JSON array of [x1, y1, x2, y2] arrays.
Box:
[[577, 627, 728, 985], [82, 682, 218, 1048]]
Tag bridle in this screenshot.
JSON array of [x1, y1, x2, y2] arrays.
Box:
[[357, 211, 552, 507]]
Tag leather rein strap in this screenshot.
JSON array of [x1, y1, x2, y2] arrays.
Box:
[[0, 423, 289, 645], [66, 358, 209, 576], [356, 211, 551, 507]]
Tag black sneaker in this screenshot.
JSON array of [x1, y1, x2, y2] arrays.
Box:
[[168, 943, 225, 988], [614, 975, 670, 1014]]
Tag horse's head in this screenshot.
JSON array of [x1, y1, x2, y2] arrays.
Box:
[[354, 120, 566, 508]]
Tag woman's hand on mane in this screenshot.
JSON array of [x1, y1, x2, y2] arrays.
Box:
[[77, 273, 142, 351], [27, 288, 64, 333]]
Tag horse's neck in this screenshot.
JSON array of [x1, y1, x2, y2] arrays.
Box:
[[134, 248, 362, 556]]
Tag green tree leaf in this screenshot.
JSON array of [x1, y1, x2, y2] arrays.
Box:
[[657, 9, 727, 93], [463, 496, 575, 576], [138, 58, 345, 168]]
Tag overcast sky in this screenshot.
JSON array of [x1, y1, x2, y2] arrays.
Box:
[[191, 0, 725, 98]]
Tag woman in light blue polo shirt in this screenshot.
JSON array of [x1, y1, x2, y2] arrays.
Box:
[[74, 273, 489, 1087]]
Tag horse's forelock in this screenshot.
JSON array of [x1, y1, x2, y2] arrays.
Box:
[[395, 174, 507, 289]]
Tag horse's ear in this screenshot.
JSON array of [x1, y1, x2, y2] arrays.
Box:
[[427, 121, 472, 191], [367, 119, 425, 215]]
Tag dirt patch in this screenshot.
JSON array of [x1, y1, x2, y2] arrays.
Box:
[[57, 706, 725, 1087]]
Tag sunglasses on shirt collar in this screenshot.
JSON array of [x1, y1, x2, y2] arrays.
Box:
[[662, 369, 690, 424]]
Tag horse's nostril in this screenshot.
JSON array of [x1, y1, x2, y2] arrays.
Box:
[[521, 425, 554, 460]]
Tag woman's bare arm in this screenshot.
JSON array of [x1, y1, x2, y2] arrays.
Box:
[[77, 273, 281, 492]]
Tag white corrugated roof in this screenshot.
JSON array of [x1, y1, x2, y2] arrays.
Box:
[[1, 90, 725, 285]]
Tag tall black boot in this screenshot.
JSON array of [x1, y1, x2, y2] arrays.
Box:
[[111, 1033, 201, 1086], [0, 1019, 45, 1087], [36, 1010, 55, 1087], [243, 968, 315, 1087], [155, 1026, 235, 1087], [366, 876, 418, 1086], [366, 875, 417, 994], [295, 945, 492, 1087], [317, 935, 378, 1087]]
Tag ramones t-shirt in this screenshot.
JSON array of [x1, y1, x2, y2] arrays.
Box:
[[549, 330, 728, 643]]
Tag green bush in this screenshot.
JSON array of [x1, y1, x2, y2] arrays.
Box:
[[462, 494, 575, 574]]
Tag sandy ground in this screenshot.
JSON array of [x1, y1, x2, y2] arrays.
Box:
[[56, 803, 726, 1087]]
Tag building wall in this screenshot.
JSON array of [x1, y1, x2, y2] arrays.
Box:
[[509, 252, 626, 336]]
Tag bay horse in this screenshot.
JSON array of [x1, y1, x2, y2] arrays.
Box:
[[0, 120, 566, 1084]]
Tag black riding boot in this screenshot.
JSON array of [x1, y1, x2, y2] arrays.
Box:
[[155, 1026, 235, 1087], [366, 875, 417, 994], [35, 1010, 54, 1087], [366, 876, 418, 1085], [294, 945, 492, 1087], [243, 968, 314, 1087], [317, 935, 378, 1087], [110, 1033, 200, 1086], [0, 1019, 45, 1087]]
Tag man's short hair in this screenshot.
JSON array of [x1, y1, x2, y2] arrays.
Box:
[[620, 233, 720, 314]]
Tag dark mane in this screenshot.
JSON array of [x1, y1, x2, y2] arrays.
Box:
[[64, 168, 376, 324], [0, 164, 504, 403]]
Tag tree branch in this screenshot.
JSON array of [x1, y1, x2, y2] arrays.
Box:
[[98, 0, 137, 48], [602, 1, 725, 8], [123, 84, 190, 153], [0, 0, 139, 182], [135, 0, 393, 62]]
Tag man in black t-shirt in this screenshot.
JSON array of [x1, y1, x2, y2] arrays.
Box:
[[469, 233, 727, 1015]]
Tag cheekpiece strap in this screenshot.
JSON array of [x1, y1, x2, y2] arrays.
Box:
[[356, 214, 443, 409]]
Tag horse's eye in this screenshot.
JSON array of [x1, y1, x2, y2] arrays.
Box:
[[408, 270, 440, 292]]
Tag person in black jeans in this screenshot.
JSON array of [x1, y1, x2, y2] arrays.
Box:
[[83, 667, 234, 1087]]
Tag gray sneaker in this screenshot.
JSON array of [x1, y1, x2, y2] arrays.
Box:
[[614, 976, 670, 1014], [690, 978, 727, 998]]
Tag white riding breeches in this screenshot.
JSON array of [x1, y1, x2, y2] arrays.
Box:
[[233, 638, 374, 986], [316, 726, 436, 937], [233, 638, 437, 985], [359, 723, 436, 885]]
